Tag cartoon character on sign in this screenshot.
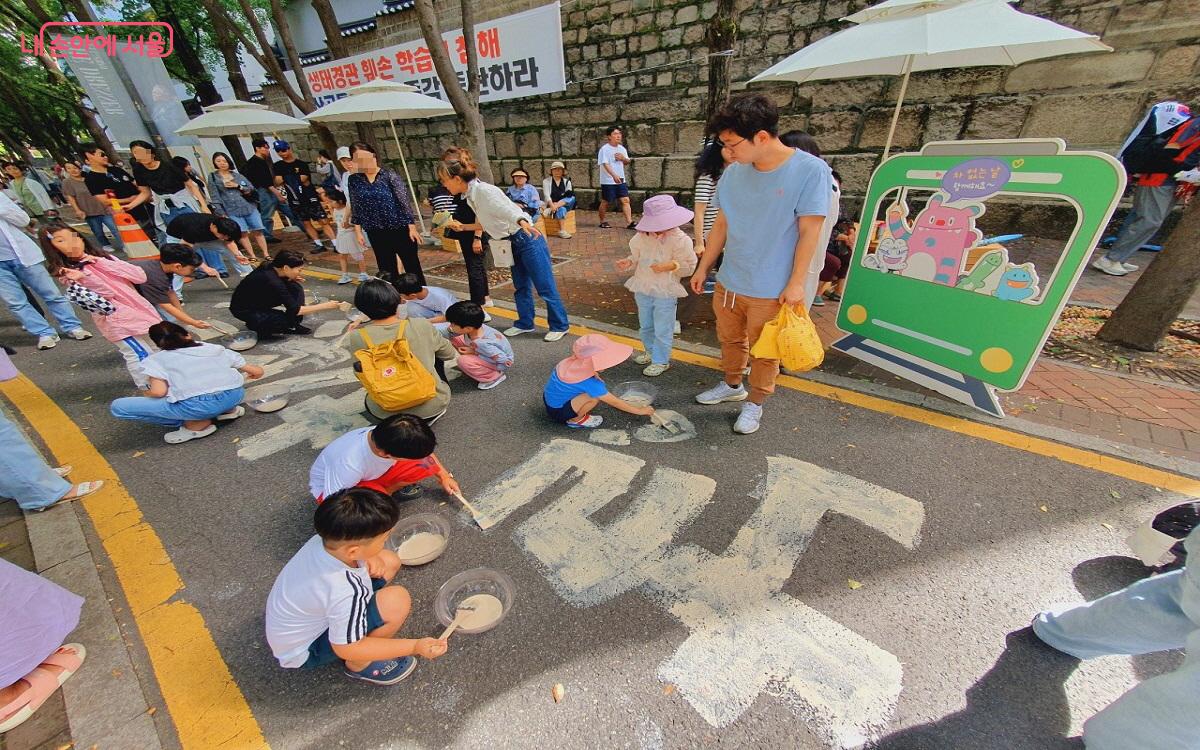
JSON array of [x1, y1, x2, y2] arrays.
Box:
[[993, 263, 1040, 302], [862, 237, 909, 273], [886, 192, 984, 286]]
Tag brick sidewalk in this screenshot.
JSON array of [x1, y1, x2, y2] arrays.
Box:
[[290, 211, 1200, 465]]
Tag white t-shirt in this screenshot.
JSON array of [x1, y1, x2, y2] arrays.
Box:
[[265, 535, 375, 668], [597, 143, 628, 185], [139, 343, 246, 402], [406, 286, 456, 320], [309, 427, 395, 499]]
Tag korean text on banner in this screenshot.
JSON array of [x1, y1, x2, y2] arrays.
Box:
[[290, 2, 566, 109]]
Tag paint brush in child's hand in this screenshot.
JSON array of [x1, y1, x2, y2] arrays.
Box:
[[650, 411, 681, 435], [452, 491, 495, 531]]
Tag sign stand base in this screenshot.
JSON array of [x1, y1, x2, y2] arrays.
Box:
[[831, 334, 1004, 417]]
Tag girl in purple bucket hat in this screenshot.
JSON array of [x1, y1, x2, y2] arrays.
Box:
[[615, 194, 698, 376]]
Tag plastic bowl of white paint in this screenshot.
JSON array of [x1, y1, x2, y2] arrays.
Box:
[[613, 381, 658, 407], [390, 513, 451, 566], [434, 567, 515, 635], [228, 331, 258, 352], [248, 391, 288, 413]]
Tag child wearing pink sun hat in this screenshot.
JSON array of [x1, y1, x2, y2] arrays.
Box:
[[543, 333, 657, 428], [615, 195, 698, 378]]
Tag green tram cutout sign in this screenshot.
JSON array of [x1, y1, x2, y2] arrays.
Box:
[[834, 139, 1126, 417]]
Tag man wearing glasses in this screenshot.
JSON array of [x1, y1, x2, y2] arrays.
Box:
[[689, 94, 832, 435]]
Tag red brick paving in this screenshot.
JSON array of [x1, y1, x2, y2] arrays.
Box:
[[297, 211, 1200, 466]]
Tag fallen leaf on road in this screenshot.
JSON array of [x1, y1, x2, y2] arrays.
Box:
[[146, 707, 156, 716], [552, 683, 565, 703], [82, 396, 92, 401], [1110, 490, 1121, 499], [111, 668, 123, 678], [846, 444, 856, 448], [1101, 522, 1114, 530], [848, 579, 863, 590], [54, 743, 73, 750], [231, 437, 240, 443], [132, 451, 145, 458], [1039, 505, 1049, 512]]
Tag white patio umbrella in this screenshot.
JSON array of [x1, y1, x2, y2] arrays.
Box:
[[843, 0, 994, 23], [305, 80, 456, 236], [174, 100, 311, 138], [751, 0, 1111, 158]]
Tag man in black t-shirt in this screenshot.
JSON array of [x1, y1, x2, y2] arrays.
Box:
[[243, 138, 289, 243], [166, 213, 252, 278], [80, 143, 156, 239], [271, 140, 328, 252], [129, 140, 208, 242]]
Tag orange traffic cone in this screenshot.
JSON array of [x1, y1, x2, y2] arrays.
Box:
[[108, 193, 158, 260]]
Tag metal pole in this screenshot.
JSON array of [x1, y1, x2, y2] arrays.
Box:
[[388, 118, 429, 237], [882, 55, 914, 162]]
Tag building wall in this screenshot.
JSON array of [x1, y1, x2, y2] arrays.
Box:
[[282, 0, 390, 55], [263, 0, 1200, 213]]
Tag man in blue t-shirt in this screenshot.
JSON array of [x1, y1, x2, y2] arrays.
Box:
[[689, 93, 832, 435]]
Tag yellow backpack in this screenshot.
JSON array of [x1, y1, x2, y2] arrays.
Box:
[[353, 323, 438, 411]]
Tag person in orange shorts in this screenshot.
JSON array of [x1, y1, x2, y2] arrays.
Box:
[[308, 414, 460, 503]]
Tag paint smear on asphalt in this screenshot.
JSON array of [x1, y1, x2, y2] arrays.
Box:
[[633, 409, 695, 443], [313, 320, 348, 339], [472, 440, 925, 747], [237, 392, 369, 460], [589, 429, 631, 446]]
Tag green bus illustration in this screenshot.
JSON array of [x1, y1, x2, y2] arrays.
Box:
[[833, 139, 1126, 416]]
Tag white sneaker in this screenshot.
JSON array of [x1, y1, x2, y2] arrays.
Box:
[[358, 272, 371, 282], [543, 330, 568, 342], [733, 402, 763, 434], [643, 363, 670, 376], [337, 273, 353, 284], [633, 352, 652, 365], [558, 231, 572, 239], [673, 320, 681, 334], [696, 381, 748, 404], [504, 326, 535, 337], [65, 329, 93, 340], [1091, 257, 1130, 276], [36, 335, 59, 350], [478, 374, 506, 390], [216, 406, 245, 421], [1121, 262, 1139, 272], [483, 311, 492, 323], [566, 414, 604, 429], [164, 424, 217, 444]]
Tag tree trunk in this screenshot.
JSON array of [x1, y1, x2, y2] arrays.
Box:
[[1098, 200, 1200, 351], [703, 0, 737, 131], [310, 0, 375, 147], [214, 15, 252, 101], [412, 0, 493, 182]]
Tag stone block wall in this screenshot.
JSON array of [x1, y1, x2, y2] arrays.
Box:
[[264, 0, 1200, 219]]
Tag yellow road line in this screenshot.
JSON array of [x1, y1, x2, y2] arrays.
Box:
[[1, 376, 268, 749], [476, 306, 1200, 495]]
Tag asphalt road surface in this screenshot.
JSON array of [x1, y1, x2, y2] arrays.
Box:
[[3, 272, 1186, 750]]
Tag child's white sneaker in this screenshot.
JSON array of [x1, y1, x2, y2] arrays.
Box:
[[337, 273, 353, 284], [216, 406, 245, 421], [566, 414, 603, 429], [164, 425, 217, 444], [633, 352, 652, 365], [478, 374, 506, 390], [643, 363, 670, 376]]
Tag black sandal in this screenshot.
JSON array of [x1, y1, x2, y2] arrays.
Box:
[[598, 222, 611, 228]]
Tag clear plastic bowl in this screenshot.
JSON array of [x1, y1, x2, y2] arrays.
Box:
[[390, 513, 451, 565], [229, 331, 258, 351], [434, 567, 516, 634], [612, 380, 658, 407], [247, 392, 288, 413]]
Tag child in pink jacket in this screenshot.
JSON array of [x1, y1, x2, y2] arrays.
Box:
[[40, 224, 162, 387]]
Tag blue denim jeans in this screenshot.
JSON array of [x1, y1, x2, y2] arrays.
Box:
[[510, 231, 568, 332], [0, 411, 72, 510], [85, 213, 125, 251], [110, 387, 244, 427], [553, 196, 577, 219], [195, 240, 251, 276], [1104, 185, 1176, 264], [257, 187, 280, 239], [159, 204, 196, 244], [1033, 528, 1200, 749], [634, 293, 678, 365], [0, 259, 85, 339]]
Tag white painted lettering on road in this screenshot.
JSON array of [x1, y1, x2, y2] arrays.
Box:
[[237, 392, 368, 460], [473, 439, 925, 748]]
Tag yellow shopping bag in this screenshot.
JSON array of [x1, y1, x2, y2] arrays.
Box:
[[750, 309, 782, 360], [777, 304, 824, 371]]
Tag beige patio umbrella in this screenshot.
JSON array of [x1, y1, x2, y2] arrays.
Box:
[[751, 0, 1111, 158], [304, 80, 456, 236]]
